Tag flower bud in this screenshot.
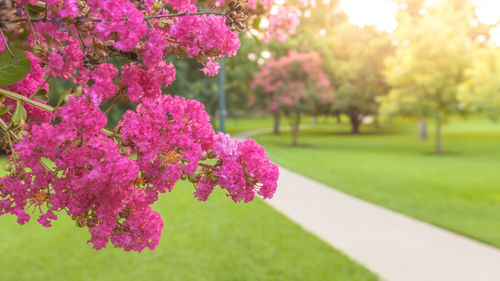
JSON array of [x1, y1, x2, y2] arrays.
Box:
[[119, 146, 131, 157], [74, 86, 83, 97], [74, 138, 82, 147], [119, 206, 131, 218], [188, 173, 199, 183], [245, 175, 257, 186], [200, 151, 208, 161], [76, 217, 87, 228], [95, 40, 105, 49], [208, 173, 217, 182], [207, 149, 215, 159], [3, 161, 11, 172], [87, 217, 98, 228], [157, 19, 168, 29], [153, 0, 163, 12], [143, 172, 153, 180]]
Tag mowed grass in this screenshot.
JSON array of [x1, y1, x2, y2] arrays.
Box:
[[254, 117, 500, 247], [225, 115, 273, 135], [0, 178, 376, 281], [225, 115, 314, 135]]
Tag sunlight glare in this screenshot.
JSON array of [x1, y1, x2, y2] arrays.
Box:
[[259, 18, 270, 29], [261, 51, 271, 59], [339, 0, 398, 32], [270, 5, 280, 15], [339, 0, 500, 37], [475, 0, 500, 25]]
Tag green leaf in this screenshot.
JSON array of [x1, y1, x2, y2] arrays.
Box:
[[11, 100, 27, 126], [252, 16, 261, 30], [0, 48, 31, 86], [27, 2, 46, 14], [0, 105, 12, 115], [33, 89, 49, 103], [56, 89, 71, 108]]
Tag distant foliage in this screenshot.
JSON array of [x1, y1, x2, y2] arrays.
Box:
[[251, 50, 334, 115]]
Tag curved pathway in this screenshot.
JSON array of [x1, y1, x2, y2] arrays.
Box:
[[235, 130, 500, 281]]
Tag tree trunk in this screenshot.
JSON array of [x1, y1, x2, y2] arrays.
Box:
[[418, 118, 427, 140], [349, 114, 360, 134], [312, 116, 318, 125], [291, 112, 301, 146], [273, 112, 280, 135], [336, 113, 341, 124], [435, 114, 442, 154], [374, 114, 380, 129]]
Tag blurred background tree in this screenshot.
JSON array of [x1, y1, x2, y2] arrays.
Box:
[[458, 46, 500, 120], [379, 0, 493, 154], [252, 51, 334, 146], [328, 24, 393, 134]]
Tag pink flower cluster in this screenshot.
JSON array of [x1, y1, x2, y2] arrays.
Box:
[[245, 0, 307, 43], [265, 7, 301, 43], [0, 95, 278, 251], [199, 133, 279, 202], [0, 0, 290, 252], [119, 96, 278, 204]]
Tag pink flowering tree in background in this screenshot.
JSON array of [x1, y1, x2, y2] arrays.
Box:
[[251, 51, 334, 146], [0, 0, 308, 252]]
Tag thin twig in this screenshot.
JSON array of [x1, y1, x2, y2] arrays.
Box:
[[201, 15, 212, 26], [44, 0, 48, 20], [76, 29, 87, 49], [104, 94, 121, 115], [199, 162, 219, 170], [30, 76, 51, 98], [181, 159, 219, 171], [145, 11, 227, 20], [0, 29, 14, 58], [0, 88, 117, 138], [165, 37, 180, 44], [145, 18, 156, 32], [24, 7, 39, 42]]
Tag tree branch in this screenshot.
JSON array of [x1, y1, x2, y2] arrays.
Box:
[[0, 88, 54, 112], [13, 11, 228, 23], [0, 88, 115, 137], [0, 29, 14, 58]]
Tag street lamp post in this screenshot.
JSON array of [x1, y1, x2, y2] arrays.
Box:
[[218, 58, 226, 133]]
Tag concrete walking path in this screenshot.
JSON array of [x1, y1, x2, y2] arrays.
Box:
[[235, 130, 500, 281]]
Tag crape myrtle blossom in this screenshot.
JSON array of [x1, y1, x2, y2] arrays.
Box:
[[0, 0, 305, 252]]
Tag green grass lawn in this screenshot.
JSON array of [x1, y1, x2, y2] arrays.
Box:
[[225, 115, 315, 135], [0, 179, 376, 281], [254, 117, 500, 247], [225, 115, 273, 135]]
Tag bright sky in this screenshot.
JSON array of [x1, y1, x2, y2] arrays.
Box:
[[339, 0, 398, 32], [339, 0, 500, 34]]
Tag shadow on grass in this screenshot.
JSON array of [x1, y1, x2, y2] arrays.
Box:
[[421, 151, 463, 157], [314, 131, 399, 137], [289, 143, 316, 148]]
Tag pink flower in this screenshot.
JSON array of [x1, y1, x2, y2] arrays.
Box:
[[86, 63, 118, 105], [201, 59, 221, 76]]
